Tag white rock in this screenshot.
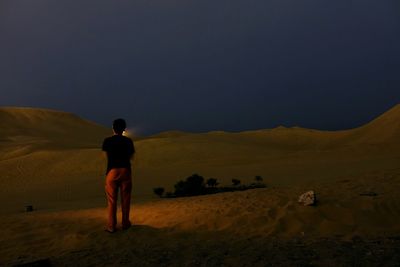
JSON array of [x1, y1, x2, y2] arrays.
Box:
[[298, 191, 316, 206]]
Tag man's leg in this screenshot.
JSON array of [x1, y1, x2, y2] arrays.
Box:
[[120, 169, 132, 229], [105, 169, 119, 231]]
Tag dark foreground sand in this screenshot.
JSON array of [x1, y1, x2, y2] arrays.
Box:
[[2, 174, 400, 267], [7, 228, 400, 267], [53, 236, 400, 267]]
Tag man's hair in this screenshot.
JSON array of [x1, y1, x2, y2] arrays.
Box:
[[113, 118, 126, 134]]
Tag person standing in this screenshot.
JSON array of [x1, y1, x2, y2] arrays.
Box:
[[102, 119, 135, 233]]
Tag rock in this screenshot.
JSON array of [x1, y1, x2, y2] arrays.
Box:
[[298, 191, 316, 206]]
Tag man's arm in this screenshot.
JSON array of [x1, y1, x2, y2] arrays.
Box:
[[101, 138, 108, 160]]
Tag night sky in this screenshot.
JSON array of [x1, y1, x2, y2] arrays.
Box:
[[1, 0, 399, 135]]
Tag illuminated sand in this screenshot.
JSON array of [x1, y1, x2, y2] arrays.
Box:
[[0, 105, 400, 265], [0, 105, 399, 212], [2, 176, 400, 266]]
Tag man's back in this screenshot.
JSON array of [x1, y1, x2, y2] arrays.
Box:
[[102, 135, 135, 174]]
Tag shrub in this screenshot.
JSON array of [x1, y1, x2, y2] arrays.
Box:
[[174, 180, 186, 196], [255, 175, 263, 182], [232, 179, 241, 186], [174, 173, 205, 197], [153, 187, 165, 198], [206, 178, 219, 188]]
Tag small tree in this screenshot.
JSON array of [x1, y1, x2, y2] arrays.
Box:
[[206, 178, 219, 188], [153, 187, 165, 198], [174, 174, 205, 196], [185, 173, 205, 195], [255, 176, 263, 183], [174, 180, 186, 196], [232, 179, 241, 186]]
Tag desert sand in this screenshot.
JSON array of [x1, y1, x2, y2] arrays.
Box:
[[0, 105, 400, 266]]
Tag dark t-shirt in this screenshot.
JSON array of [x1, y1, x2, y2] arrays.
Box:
[[102, 135, 135, 174]]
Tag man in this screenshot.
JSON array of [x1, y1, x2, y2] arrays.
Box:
[[102, 118, 135, 233]]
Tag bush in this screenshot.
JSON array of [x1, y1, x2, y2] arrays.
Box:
[[174, 173, 205, 197], [232, 179, 241, 186], [255, 175, 263, 182], [174, 180, 187, 196], [153, 187, 165, 198], [206, 178, 219, 187]]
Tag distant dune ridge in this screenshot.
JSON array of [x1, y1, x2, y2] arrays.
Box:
[[1, 104, 400, 265], [1, 104, 399, 149], [0, 107, 110, 149], [0, 104, 399, 211]]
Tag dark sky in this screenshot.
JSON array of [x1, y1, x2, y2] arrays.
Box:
[[1, 0, 399, 135]]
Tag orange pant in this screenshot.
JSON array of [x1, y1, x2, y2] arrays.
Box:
[[105, 168, 132, 230]]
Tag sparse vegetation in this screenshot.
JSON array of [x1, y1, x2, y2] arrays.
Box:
[[154, 174, 266, 198], [174, 174, 205, 197], [153, 187, 165, 198], [232, 179, 241, 186], [206, 178, 219, 188], [255, 175, 263, 183]]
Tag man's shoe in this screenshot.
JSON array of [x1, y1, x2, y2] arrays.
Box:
[[105, 228, 116, 233], [122, 223, 132, 230]]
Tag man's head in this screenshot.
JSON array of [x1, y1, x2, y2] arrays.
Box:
[[113, 118, 126, 135]]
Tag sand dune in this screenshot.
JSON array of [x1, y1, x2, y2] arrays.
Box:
[[133, 104, 400, 193], [0, 107, 110, 147], [1, 169, 400, 266], [1, 104, 400, 265], [0, 105, 399, 212]]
